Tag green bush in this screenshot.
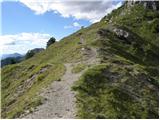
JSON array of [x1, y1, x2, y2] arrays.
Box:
[[46, 37, 56, 48]]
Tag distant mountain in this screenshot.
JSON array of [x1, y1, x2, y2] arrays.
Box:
[[1, 53, 23, 60], [1, 48, 44, 67], [1, 56, 24, 67]]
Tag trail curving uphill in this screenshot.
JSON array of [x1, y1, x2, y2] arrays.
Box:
[[22, 47, 99, 119]]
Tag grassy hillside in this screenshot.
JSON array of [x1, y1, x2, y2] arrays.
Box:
[[72, 3, 159, 119], [1, 14, 106, 118], [2, 63, 65, 118], [73, 63, 158, 118], [1, 2, 159, 119]]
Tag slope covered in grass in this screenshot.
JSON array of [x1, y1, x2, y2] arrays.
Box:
[[1, 1, 159, 119], [1, 13, 106, 118], [1, 63, 65, 118], [72, 2, 159, 119], [73, 63, 158, 118]]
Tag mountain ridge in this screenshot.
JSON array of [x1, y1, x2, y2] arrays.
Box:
[[1, 53, 23, 60]]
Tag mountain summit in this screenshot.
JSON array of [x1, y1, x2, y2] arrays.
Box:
[[1, 1, 159, 119]]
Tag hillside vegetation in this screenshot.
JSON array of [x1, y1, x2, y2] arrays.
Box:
[[1, 2, 159, 119], [1, 15, 103, 119], [73, 3, 159, 119]]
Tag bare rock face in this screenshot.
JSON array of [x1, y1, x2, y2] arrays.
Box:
[[126, 0, 159, 10]]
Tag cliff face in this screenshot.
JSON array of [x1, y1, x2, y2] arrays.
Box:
[[126, 0, 159, 10]]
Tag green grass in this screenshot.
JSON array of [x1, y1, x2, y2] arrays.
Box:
[[72, 64, 158, 119], [102, 4, 159, 46], [1, 63, 65, 118]]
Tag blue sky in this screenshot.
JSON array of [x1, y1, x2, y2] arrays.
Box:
[[2, 1, 90, 39], [0, 0, 123, 55]]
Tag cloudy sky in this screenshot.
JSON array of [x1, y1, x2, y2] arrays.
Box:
[[1, 0, 123, 55]]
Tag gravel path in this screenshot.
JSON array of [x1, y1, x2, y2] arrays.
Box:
[[22, 63, 81, 119], [22, 47, 99, 119]]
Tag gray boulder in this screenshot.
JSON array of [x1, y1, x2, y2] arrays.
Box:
[[113, 28, 129, 38]]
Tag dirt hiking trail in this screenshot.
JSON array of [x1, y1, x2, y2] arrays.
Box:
[[22, 47, 99, 119]]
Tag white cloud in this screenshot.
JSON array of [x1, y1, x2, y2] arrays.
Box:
[[73, 22, 81, 27], [64, 25, 73, 29], [19, 0, 122, 23], [0, 33, 51, 54], [64, 22, 81, 29]]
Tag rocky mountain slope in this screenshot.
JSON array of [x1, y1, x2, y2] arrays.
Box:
[[1, 1, 159, 119]]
